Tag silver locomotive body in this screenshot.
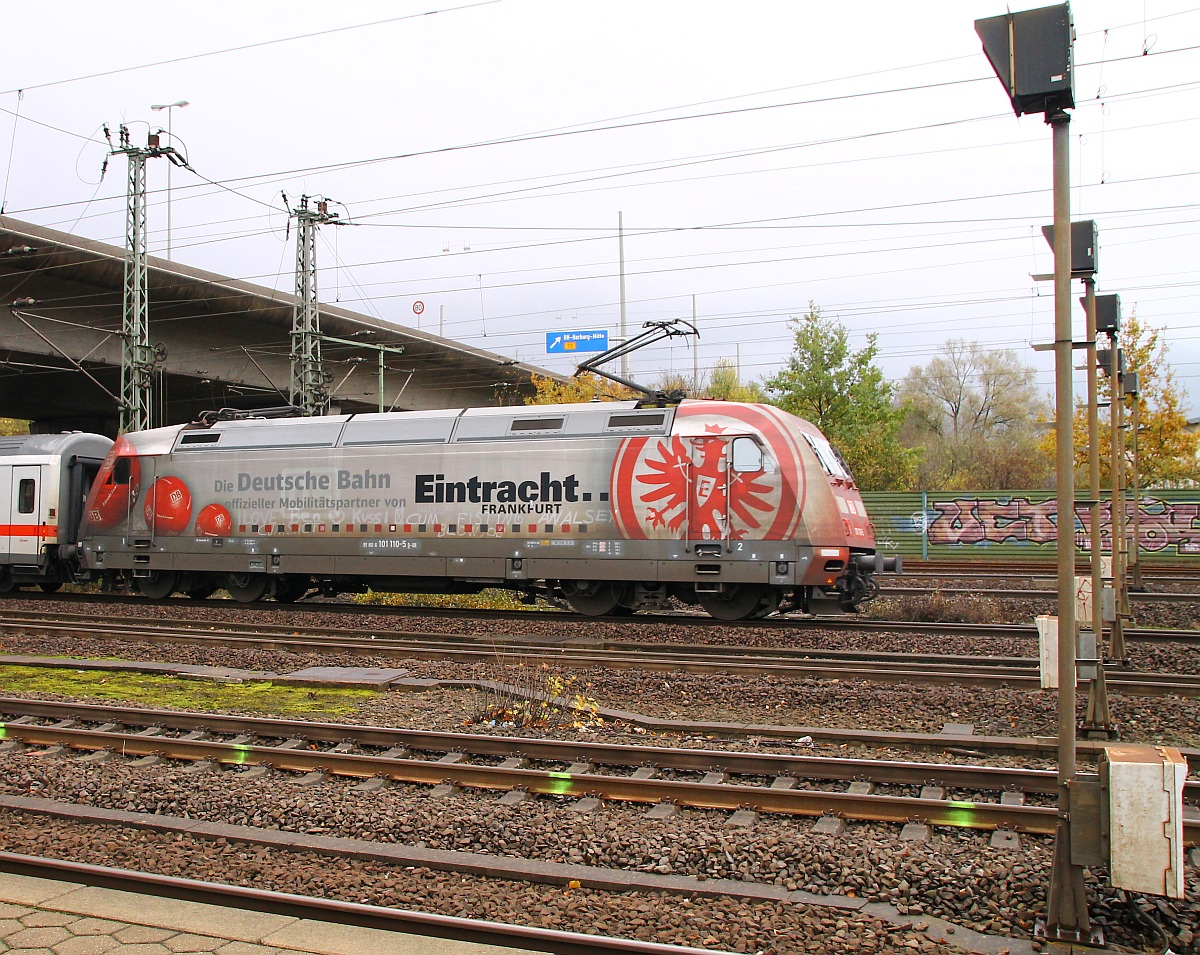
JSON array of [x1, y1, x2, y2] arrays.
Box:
[[78, 400, 888, 618]]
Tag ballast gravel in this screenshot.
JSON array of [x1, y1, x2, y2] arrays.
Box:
[[0, 807, 965, 955], [1, 612, 1198, 750], [0, 594, 1197, 952], [1, 752, 1195, 954]]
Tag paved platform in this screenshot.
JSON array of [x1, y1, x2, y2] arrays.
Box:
[[0, 871, 521, 955]]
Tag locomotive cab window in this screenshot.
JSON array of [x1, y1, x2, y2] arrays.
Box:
[[731, 437, 772, 473], [803, 433, 851, 479], [112, 457, 134, 484], [17, 478, 35, 513]]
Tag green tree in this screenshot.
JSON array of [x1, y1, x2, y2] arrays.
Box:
[[762, 304, 916, 491], [1059, 312, 1198, 487], [900, 339, 1052, 489], [0, 418, 28, 436]]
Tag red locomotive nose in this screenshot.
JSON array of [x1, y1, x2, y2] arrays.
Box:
[[85, 444, 142, 530]]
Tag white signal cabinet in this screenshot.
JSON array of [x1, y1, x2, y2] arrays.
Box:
[[1103, 745, 1186, 899]]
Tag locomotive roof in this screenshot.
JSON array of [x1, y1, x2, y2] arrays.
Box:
[[0, 432, 112, 459], [163, 401, 679, 453]]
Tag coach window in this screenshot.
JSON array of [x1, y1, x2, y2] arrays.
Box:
[[731, 437, 767, 473], [17, 479, 35, 513]]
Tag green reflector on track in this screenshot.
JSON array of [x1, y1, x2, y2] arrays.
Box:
[[547, 771, 574, 794], [942, 801, 981, 827]]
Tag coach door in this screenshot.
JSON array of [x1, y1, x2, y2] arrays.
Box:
[[9, 466, 43, 561]]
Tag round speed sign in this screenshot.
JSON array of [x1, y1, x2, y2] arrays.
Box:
[[413, 301, 425, 315]]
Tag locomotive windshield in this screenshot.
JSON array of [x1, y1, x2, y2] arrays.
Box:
[[802, 432, 851, 480]]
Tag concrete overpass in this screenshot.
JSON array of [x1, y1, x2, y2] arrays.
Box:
[[0, 217, 547, 435]]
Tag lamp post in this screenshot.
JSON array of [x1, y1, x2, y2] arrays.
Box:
[[150, 100, 188, 260]]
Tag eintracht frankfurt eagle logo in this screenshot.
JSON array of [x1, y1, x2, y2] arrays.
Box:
[[610, 402, 806, 541]]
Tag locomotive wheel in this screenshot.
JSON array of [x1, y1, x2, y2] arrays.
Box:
[[561, 581, 621, 617], [749, 589, 780, 618], [0, 570, 16, 593], [38, 582, 63, 594], [698, 584, 773, 621], [224, 572, 269, 603], [137, 571, 179, 600]]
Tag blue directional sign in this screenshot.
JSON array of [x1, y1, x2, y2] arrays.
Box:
[[546, 330, 609, 354]]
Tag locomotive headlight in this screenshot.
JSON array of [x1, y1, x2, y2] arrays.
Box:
[[512, 558, 523, 570], [775, 561, 788, 576]]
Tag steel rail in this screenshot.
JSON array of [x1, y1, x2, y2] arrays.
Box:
[[7, 607, 1046, 665], [0, 696, 1063, 794], [4, 598, 1200, 646], [8, 694, 1165, 762], [0, 851, 720, 955], [3, 699, 1197, 842], [0, 717, 1062, 835], [4, 612, 1198, 695]]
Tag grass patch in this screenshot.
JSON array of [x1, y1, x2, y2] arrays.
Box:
[[0, 665, 374, 718], [866, 591, 1005, 624], [471, 663, 603, 730]]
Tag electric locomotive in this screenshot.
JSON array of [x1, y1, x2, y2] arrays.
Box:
[[69, 399, 892, 618]]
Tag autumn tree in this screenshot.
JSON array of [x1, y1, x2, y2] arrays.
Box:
[[899, 339, 1052, 489], [705, 359, 766, 403], [1063, 312, 1198, 487], [0, 418, 28, 436], [762, 304, 916, 491], [653, 370, 694, 397], [523, 372, 639, 405], [657, 360, 766, 403]]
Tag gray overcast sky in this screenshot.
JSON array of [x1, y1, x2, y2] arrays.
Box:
[[2, 1, 1197, 411]]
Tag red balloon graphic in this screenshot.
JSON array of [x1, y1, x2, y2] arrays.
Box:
[[85, 442, 142, 530], [144, 476, 193, 535], [195, 502, 233, 537]]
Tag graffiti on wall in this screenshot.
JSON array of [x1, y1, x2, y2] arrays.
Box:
[[926, 496, 1200, 555]]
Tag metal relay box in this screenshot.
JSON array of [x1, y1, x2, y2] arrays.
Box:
[[1102, 745, 1186, 898]]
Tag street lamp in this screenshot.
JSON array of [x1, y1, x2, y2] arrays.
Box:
[[150, 100, 189, 260]]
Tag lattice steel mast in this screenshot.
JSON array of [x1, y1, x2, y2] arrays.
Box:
[[289, 195, 343, 416], [111, 125, 176, 434]]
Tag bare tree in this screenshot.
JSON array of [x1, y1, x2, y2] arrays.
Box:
[[899, 340, 1052, 489]]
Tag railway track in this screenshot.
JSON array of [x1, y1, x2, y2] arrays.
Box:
[[7, 698, 1194, 843], [4, 590, 1200, 643], [3, 608, 1199, 695], [0, 851, 709, 955]]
